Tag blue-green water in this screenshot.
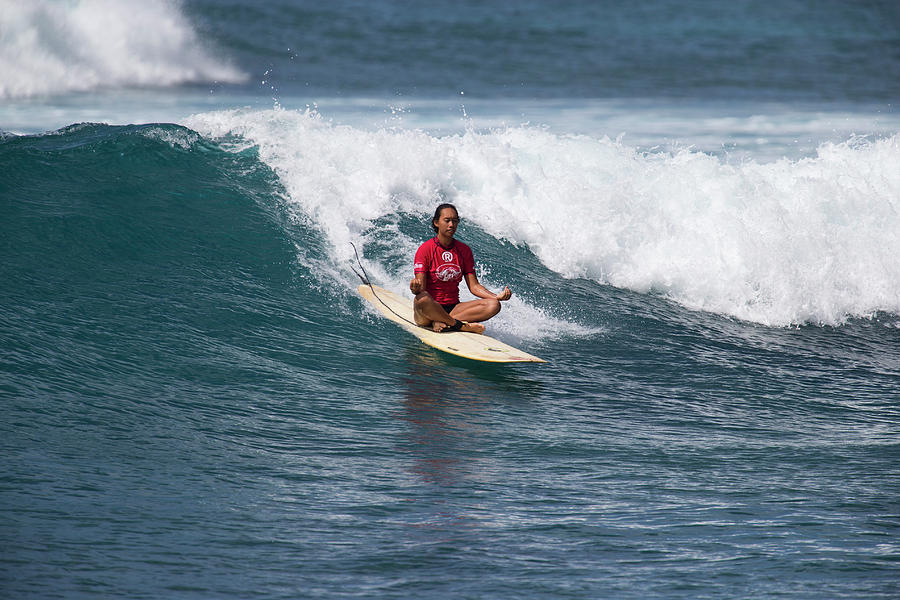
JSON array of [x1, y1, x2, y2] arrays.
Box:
[[3, 1, 900, 598]]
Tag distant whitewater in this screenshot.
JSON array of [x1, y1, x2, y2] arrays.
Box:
[[0, 0, 246, 99]]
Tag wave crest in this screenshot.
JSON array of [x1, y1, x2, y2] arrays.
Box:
[[185, 108, 900, 326]]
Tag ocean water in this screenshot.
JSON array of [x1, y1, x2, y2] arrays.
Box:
[[2, 1, 899, 598]]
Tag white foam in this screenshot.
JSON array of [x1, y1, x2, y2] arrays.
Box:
[[185, 107, 900, 327], [137, 125, 200, 149], [0, 0, 246, 99]]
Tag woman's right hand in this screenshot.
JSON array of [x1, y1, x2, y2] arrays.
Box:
[[495, 286, 512, 301], [410, 278, 424, 295]]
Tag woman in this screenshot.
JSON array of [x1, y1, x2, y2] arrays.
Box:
[[410, 203, 512, 333]]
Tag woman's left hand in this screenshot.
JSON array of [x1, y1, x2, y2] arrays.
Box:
[[495, 286, 512, 301]]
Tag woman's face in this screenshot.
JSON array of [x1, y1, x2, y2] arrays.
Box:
[[434, 207, 460, 238]]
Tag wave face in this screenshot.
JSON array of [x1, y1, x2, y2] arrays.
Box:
[[0, 0, 247, 99], [185, 108, 900, 326]]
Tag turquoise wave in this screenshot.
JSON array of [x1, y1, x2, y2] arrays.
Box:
[[2, 124, 326, 400]]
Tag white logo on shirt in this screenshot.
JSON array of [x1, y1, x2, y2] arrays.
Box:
[[436, 266, 461, 282]]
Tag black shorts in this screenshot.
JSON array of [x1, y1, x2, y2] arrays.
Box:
[[440, 303, 458, 314]]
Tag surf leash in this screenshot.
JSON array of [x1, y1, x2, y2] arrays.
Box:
[[348, 241, 372, 286], [349, 242, 423, 329]]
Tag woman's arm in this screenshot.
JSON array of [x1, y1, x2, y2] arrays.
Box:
[[464, 272, 511, 301]]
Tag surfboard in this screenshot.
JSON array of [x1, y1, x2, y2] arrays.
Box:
[[358, 284, 546, 363]]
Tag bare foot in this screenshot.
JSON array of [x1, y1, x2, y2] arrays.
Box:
[[431, 320, 485, 334], [460, 321, 485, 334]]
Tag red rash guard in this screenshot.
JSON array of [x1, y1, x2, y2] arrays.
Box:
[[413, 237, 475, 305]]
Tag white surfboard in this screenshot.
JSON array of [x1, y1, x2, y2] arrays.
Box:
[[358, 284, 546, 363]]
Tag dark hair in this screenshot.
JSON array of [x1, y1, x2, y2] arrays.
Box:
[[431, 203, 458, 233]]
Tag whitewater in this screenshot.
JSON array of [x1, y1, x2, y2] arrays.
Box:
[[183, 107, 900, 327]]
